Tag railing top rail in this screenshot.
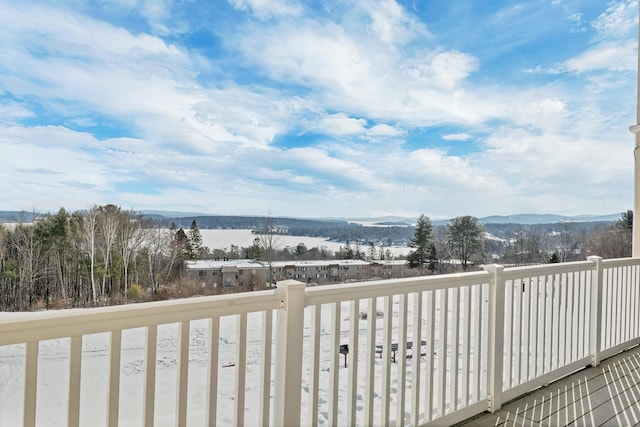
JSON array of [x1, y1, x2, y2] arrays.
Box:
[[304, 270, 490, 306], [501, 260, 594, 281], [601, 257, 640, 268], [0, 289, 280, 346]]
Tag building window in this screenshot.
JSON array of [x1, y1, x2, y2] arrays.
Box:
[[199, 271, 206, 277]]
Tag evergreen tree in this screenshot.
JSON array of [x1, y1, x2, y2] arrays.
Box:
[[407, 214, 433, 269], [187, 219, 204, 259], [367, 242, 377, 260], [341, 240, 354, 259], [447, 215, 484, 271], [174, 228, 191, 257]]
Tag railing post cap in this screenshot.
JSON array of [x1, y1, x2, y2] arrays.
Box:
[[275, 279, 306, 290], [482, 263, 504, 274], [587, 255, 603, 263]]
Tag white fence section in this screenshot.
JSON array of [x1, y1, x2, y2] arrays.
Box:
[[1, 256, 640, 426]]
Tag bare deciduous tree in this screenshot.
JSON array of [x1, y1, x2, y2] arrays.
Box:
[[257, 212, 281, 288], [82, 206, 99, 305]]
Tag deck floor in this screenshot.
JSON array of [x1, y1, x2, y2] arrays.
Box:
[[461, 346, 640, 426]]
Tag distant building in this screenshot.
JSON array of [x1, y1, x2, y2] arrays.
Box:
[[183, 259, 268, 290], [185, 258, 410, 289]]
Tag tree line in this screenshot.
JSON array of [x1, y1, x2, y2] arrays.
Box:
[[0, 205, 632, 311], [403, 211, 633, 273], [0, 205, 192, 310], [0, 206, 399, 310]]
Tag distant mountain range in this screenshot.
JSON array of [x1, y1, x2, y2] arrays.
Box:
[[0, 210, 622, 226], [472, 213, 622, 225], [327, 213, 621, 226]]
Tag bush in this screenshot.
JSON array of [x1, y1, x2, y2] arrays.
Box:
[[126, 284, 143, 302]]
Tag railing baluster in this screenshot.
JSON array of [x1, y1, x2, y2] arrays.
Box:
[[461, 286, 470, 408], [630, 265, 640, 338], [602, 268, 609, 349], [625, 266, 635, 341], [144, 325, 157, 427], [364, 297, 376, 426], [588, 256, 603, 367], [259, 309, 272, 427], [308, 305, 321, 426], [234, 314, 247, 427], [624, 266, 630, 341], [620, 266, 625, 343], [522, 277, 531, 382], [559, 273, 567, 366], [69, 335, 82, 427], [347, 299, 359, 426], [551, 273, 556, 371], [438, 288, 448, 416], [530, 276, 539, 378], [577, 271, 585, 357], [177, 321, 190, 427], [328, 302, 341, 426], [568, 273, 576, 362], [612, 267, 617, 345], [450, 288, 459, 411], [473, 285, 482, 403], [411, 291, 423, 427], [505, 280, 513, 388], [206, 317, 220, 426], [381, 295, 393, 425], [108, 330, 122, 427], [23, 341, 38, 427], [424, 290, 435, 420], [396, 293, 408, 427], [544, 274, 552, 373], [579, 270, 587, 356], [612, 268, 622, 345], [515, 278, 522, 386]]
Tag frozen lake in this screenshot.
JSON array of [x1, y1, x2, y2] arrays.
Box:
[[199, 229, 410, 257]]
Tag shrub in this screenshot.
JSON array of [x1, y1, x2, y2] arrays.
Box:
[[126, 284, 143, 302]]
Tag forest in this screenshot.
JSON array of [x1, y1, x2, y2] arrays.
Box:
[[0, 205, 631, 311]]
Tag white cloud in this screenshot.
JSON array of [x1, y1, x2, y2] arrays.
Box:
[[565, 40, 637, 73], [313, 113, 368, 136], [363, 0, 429, 45], [442, 133, 472, 141], [367, 124, 404, 138], [405, 51, 479, 89], [592, 0, 637, 41]]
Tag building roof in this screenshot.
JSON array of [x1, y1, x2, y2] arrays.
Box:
[[184, 259, 266, 270], [185, 258, 407, 270]]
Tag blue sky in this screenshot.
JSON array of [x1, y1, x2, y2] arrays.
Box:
[[0, 0, 637, 219]]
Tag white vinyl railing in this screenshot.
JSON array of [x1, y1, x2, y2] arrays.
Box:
[[1, 256, 640, 426]]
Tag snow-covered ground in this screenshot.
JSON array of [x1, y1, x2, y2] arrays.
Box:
[[0, 295, 467, 426]]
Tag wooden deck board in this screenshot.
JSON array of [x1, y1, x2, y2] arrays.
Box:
[[460, 346, 640, 427]]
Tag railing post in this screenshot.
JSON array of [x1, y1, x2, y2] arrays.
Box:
[[484, 264, 505, 413], [588, 256, 603, 367], [274, 280, 306, 427]]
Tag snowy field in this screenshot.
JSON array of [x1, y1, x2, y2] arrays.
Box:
[[0, 293, 476, 426]]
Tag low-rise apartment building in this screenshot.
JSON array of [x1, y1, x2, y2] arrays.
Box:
[[185, 258, 410, 288], [183, 259, 268, 289]]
